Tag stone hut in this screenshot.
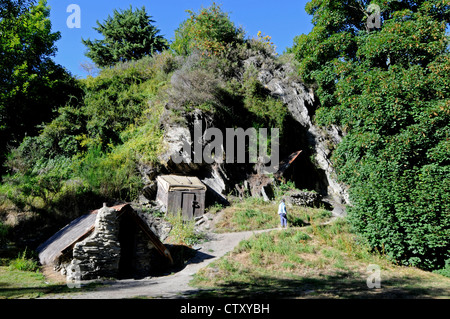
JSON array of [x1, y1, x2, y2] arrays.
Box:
[[37, 203, 173, 280], [156, 175, 207, 220]]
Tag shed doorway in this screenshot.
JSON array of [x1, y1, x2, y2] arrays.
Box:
[[118, 213, 137, 279]]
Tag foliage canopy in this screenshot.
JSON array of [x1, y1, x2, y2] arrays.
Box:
[[0, 0, 80, 175], [289, 0, 450, 270], [82, 6, 169, 67], [171, 2, 245, 56]]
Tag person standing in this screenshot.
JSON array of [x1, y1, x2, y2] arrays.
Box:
[[278, 198, 288, 228]]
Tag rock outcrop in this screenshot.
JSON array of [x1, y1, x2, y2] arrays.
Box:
[[245, 54, 350, 205], [141, 50, 349, 208]]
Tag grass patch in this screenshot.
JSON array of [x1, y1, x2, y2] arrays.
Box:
[[8, 249, 38, 272], [165, 213, 207, 247], [191, 218, 450, 298], [214, 197, 331, 233], [0, 251, 107, 299], [0, 264, 109, 299], [0, 266, 50, 299], [0, 265, 90, 299]]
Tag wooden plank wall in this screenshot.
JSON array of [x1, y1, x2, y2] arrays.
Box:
[[166, 190, 206, 220]]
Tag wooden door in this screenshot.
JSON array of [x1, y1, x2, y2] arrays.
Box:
[[182, 193, 196, 220]]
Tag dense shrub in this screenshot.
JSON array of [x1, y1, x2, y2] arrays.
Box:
[[74, 146, 143, 201], [2, 53, 172, 209], [80, 59, 159, 147], [82, 5, 168, 67], [169, 65, 224, 111], [290, 0, 450, 269], [0, 221, 8, 247], [171, 3, 244, 57], [0, 0, 82, 176]]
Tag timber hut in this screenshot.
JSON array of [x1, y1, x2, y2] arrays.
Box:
[[37, 203, 173, 280], [156, 175, 207, 220]]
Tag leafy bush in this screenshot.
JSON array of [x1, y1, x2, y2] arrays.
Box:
[[75, 146, 143, 201], [291, 0, 450, 270], [0, 0, 82, 175], [171, 3, 244, 57], [434, 259, 450, 278], [82, 5, 168, 67], [80, 63, 154, 147], [3, 154, 74, 208], [119, 118, 165, 165], [169, 65, 224, 111]]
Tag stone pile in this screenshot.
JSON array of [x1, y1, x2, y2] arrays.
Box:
[[288, 191, 323, 208]]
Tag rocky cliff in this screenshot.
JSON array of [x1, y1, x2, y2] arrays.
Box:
[[140, 50, 349, 212], [248, 54, 350, 206]]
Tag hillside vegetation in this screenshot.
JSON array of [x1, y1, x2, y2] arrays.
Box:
[[288, 0, 450, 271], [0, 3, 292, 246], [0, 0, 449, 296], [191, 207, 450, 298]]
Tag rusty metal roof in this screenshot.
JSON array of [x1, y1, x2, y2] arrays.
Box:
[[275, 150, 303, 178], [37, 212, 97, 266]]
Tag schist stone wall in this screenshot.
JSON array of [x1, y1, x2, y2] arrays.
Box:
[[70, 205, 121, 280], [65, 205, 156, 281]]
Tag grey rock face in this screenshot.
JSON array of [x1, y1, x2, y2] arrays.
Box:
[[152, 50, 349, 207], [245, 54, 350, 205]]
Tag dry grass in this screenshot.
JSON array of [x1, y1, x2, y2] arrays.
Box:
[[214, 197, 331, 233], [191, 214, 450, 299]]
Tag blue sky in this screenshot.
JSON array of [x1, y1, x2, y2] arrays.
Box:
[[46, 0, 313, 78]]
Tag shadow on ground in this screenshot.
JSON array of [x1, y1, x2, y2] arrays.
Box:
[[149, 244, 214, 277], [0, 282, 102, 299], [182, 271, 450, 299]]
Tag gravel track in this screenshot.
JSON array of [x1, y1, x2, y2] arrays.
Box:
[[41, 228, 275, 299]]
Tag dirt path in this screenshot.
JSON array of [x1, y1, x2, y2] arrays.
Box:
[[41, 228, 276, 299], [41, 202, 345, 299]]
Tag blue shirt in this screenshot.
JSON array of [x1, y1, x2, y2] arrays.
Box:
[[278, 202, 287, 215]]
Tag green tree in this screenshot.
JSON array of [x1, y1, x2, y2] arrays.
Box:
[[0, 0, 80, 176], [82, 6, 168, 68], [290, 0, 450, 270], [171, 2, 244, 56]]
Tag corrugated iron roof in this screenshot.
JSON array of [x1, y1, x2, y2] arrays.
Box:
[[37, 212, 97, 266], [157, 175, 207, 192]]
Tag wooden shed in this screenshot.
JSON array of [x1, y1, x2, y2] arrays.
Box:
[[156, 175, 207, 220]]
